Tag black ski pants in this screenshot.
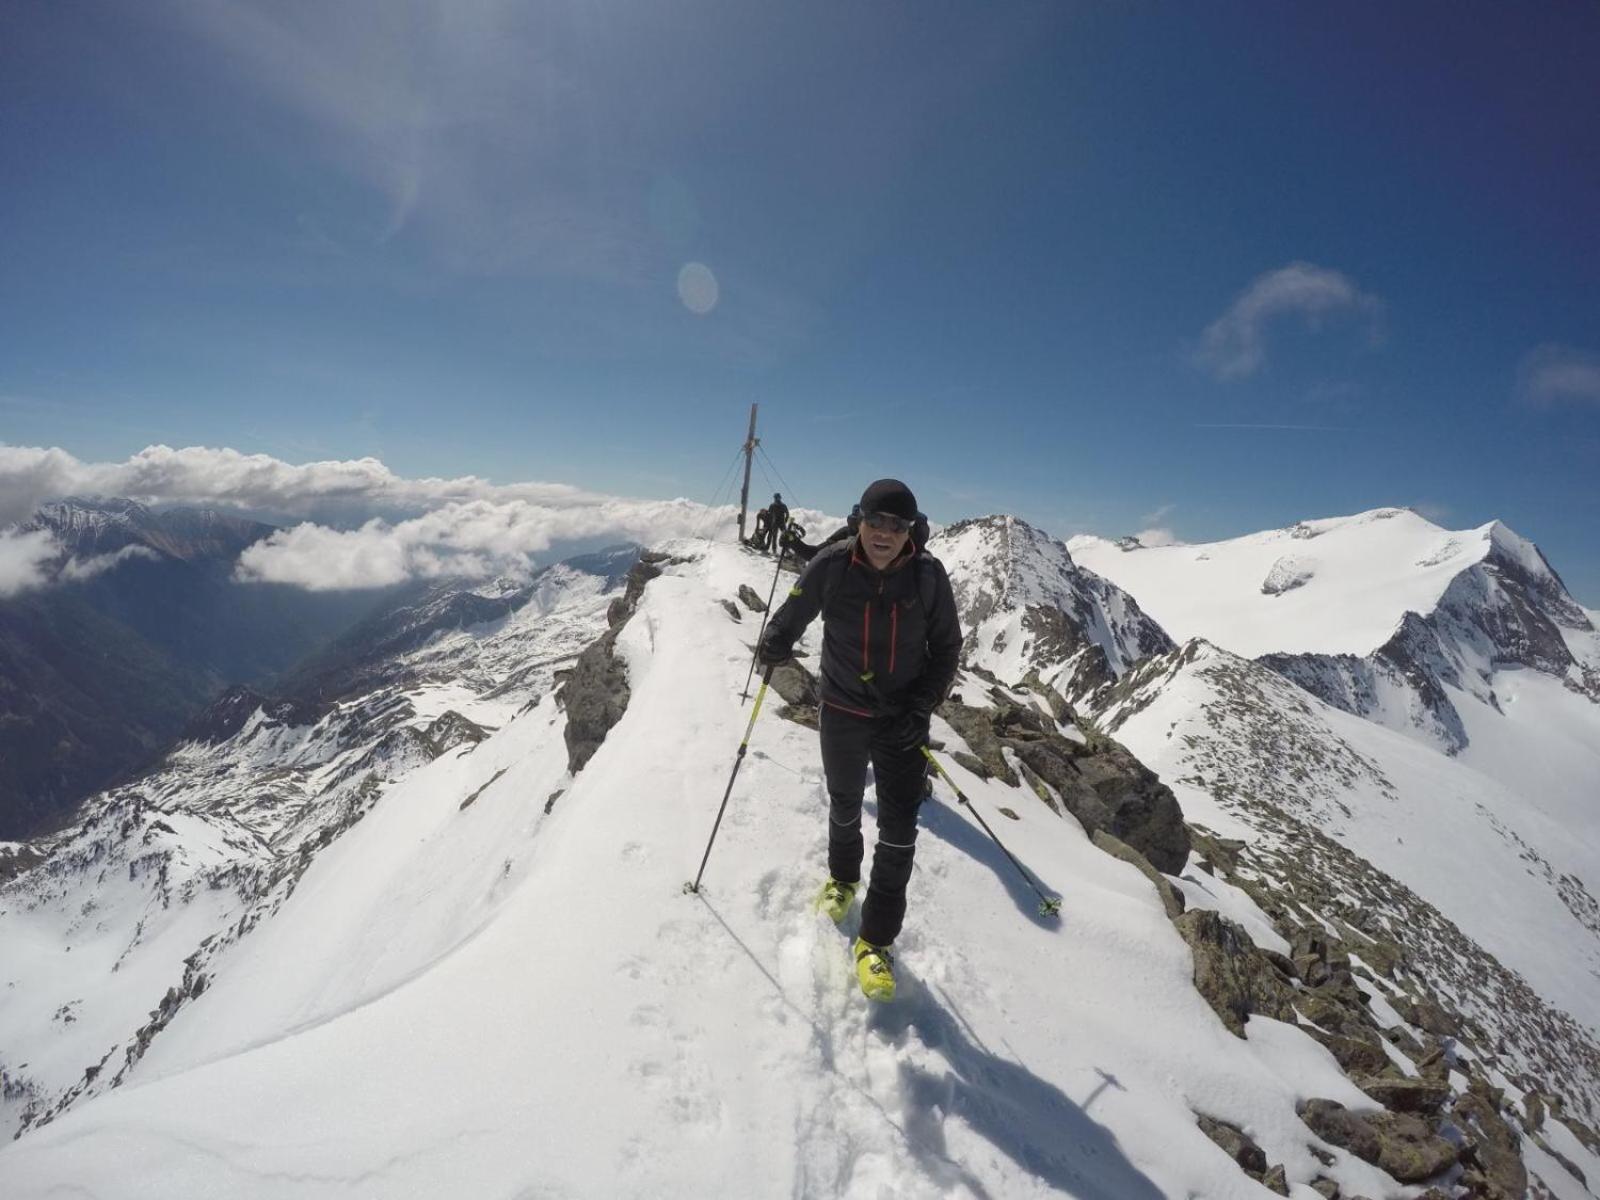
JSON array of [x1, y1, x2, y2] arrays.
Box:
[[819, 703, 926, 947]]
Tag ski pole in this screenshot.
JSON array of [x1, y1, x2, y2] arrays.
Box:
[[686, 664, 776, 894], [741, 532, 790, 702], [921, 747, 1063, 918]]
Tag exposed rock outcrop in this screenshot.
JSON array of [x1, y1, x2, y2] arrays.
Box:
[[938, 692, 1190, 873], [1297, 1099, 1459, 1182], [1172, 910, 1298, 1037], [559, 552, 683, 774]]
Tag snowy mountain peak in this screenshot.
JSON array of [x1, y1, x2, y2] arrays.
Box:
[[1070, 507, 1572, 661], [931, 513, 1080, 619], [929, 514, 1174, 699]]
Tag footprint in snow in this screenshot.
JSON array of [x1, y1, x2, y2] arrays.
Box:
[[619, 840, 650, 865]]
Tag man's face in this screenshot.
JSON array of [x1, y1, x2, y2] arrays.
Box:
[[859, 512, 911, 569]]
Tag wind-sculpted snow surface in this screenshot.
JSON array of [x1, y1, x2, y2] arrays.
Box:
[[5, 542, 1419, 1199], [931, 515, 1172, 700]]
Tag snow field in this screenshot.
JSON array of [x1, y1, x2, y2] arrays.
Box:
[[1071, 508, 1498, 659], [4, 544, 1428, 1196]]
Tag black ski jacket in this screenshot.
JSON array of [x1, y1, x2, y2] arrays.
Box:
[[760, 538, 963, 719]]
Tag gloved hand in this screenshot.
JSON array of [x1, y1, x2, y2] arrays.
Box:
[[757, 638, 794, 667], [886, 708, 931, 752]]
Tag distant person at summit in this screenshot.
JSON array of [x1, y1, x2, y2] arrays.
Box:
[[758, 479, 962, 1001], [763, 493, 789, 553]]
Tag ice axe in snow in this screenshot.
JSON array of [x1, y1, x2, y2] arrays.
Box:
[[922, 747, 1063, 919]]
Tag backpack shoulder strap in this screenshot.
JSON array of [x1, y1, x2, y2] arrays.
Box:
[[819, 544, 852, 614], [914, 554, 938, 618]]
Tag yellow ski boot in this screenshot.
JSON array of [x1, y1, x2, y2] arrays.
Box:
[[853, 937, 896, 1002], [815, 877, 858, 924]]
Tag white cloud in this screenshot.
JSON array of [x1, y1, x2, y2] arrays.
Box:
[[59, 544, 161, 583], [1, 443, 842, 590], [1406, 502, 1452, 524], [0, 443, 601, 528], [1518, 344, 1600, 409], [235, 498, 711, 590], [1133, 527, 1183, 548], [1196, 262, 1382, 380], [0, 529, 59, 598]]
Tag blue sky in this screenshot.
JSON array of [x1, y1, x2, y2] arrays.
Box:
[[3, 2, 1598, 599]]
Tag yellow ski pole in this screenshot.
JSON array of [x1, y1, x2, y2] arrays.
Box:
[[686, 665, 776, 894], [742, 535, 789, 701]]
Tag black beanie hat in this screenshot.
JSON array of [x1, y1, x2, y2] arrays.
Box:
[[859, 478, 918, 521]]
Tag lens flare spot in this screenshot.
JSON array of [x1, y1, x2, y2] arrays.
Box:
[[677, 262, 719, 315]]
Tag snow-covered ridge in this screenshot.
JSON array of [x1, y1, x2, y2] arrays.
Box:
[[6, 527, 1600, 1197], [4, 538, 1501, 1199]]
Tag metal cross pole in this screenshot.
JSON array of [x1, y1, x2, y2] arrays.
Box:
[[685, 665, 776, 895], [921, 747, 1063, 918], [736, 403, 758, 544]]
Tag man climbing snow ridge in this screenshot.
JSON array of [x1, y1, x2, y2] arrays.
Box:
[[758, 478, 962, 1001]]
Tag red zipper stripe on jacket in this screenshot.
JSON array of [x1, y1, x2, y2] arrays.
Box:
[[824, 699, 875, 718], [861, 602, 871, 672], [889, 604, 898, 674]]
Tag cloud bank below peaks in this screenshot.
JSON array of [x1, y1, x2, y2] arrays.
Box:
[[1, 443, 832, 592], [234, 497, 741, 590], [0, 443, 605, 528]]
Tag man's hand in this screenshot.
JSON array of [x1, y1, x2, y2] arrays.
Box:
[[757, 638, 794, 667], [887, 708, 931, 752]]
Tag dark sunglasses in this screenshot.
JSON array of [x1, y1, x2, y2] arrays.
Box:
[[862, 511, 913, 534]]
